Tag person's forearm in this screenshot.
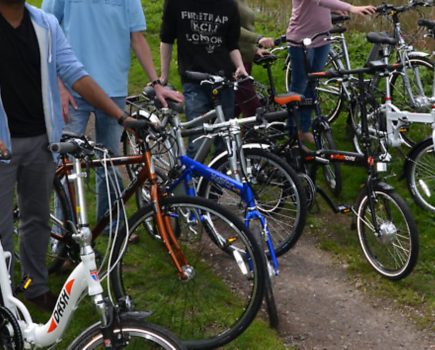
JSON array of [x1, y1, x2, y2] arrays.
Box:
[[229, 49, 245, 69], [72, 76, 123, 119], [131, 32, 159, 82], [318, 0, 352, 12], [160, 42, 173, 83]]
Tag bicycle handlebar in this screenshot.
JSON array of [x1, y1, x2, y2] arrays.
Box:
[[0, 149, 11, 160], [49, 141, 80, 154], [180, 109, 288, 138], [375, 1, 431, 15], [418, 18, 435, 30], [308, 62, 402, 79]]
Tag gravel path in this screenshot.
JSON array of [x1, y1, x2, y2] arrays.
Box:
[[272, 230, 434, 350]]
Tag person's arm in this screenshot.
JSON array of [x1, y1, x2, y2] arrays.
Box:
[[130, 32, 183, 106], [160, 42, 173, 85], [318, 0, 375, 15], [72, 76, 125, 121], [58, 78, 77, 123], [229, 50, 248, 78]]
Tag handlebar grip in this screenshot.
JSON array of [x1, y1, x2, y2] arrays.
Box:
[[257, 109, 288, 123], [0, 149, 11, 160], [49, 142, 79, 154], [181, 126, 204, 137]]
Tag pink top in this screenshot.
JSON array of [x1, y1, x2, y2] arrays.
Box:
[[286, 0, 352, 47]]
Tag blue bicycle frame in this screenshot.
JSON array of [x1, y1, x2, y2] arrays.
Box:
[[167, 155, 279, 274]]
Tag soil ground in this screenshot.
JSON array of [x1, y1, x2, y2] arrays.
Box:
[[272, 230, 434, 350]]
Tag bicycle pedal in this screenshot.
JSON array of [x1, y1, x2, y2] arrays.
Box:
[[14, 275, 32, 294], [337, 205, 351, 214]]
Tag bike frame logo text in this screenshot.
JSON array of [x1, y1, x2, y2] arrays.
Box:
[[47, 279, 75, 333]]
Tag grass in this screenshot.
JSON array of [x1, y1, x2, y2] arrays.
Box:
[[23, 0, 435, 346]]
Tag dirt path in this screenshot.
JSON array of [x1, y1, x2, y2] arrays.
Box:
[[272, 231, 434, 350]]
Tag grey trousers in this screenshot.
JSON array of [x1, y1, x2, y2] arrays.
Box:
[[0, 134, 56, 299]]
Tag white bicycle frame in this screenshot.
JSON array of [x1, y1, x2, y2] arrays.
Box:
[[0, 156, 111, 348]]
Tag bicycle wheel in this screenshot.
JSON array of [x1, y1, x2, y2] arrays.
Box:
[[46, 177, 77, 273], [354, 185, 419, 280], [199, 148, 307, 257], [285, 48, 345, 123], [317, 128, 342, 196], [109, 196, 265, 350], [68, 318, 185, 349], [405, 137, 435, 212], [389, 57, 434, 145]]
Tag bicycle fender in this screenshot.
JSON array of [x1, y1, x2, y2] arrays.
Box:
[[374, 181, 395, 193], [407, 51, 430, 59]]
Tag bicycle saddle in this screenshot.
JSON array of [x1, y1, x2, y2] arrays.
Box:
[[330, 26, 347, 34], [274, 92, 303, 106], [418, 18, 435, 30], [366, 32, 398, 45], [253, 54, 277, 65], [331, 14, 350, 24]]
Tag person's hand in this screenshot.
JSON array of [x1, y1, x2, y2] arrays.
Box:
[[349, 5, 376, 16], [58, 80, 77, 123], [258, 37, 274, 49], [0, 140, 9, 159], [154, 84, 184, 108], [255, 48, 271, 57], [234, 65, 248, 79]]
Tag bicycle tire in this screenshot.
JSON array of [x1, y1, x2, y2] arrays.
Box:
[[318, 128, 342, 197], [285, 48, 345, 123], [354, 185, 419, 280], [68, 318, 185, 350], [198, 147, 307, 257], [405, 137, 435, 212], [389, 57, 434, 146], [251, 227, 280, 329], [109, 196, 265, 350]]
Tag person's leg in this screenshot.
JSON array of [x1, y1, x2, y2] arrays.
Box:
[[15, 134, 56, 300], [94, 97, 125, 223], [299, 44, 331, 142], [182, 82, 214, 158], [289, 46, 309, 135], [0, 150, 18, 274]]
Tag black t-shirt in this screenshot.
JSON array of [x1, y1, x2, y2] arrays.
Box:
[[0, 9, 45, 138], [160, 0, 240, 81]]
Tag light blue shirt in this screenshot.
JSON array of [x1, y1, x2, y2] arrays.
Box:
[[42, 0, 146, 97]]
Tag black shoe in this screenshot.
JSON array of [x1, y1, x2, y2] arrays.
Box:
[[27, 291, 57, 313]]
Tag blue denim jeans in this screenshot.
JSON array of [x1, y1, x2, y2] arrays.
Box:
[[64, 97, 125, 222], [183, 82, 235, 158], [289, 44, 330, 132]]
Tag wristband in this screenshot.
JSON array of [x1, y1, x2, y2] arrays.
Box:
[[151, 79, 162, 87], [118, 113, 129, 126]]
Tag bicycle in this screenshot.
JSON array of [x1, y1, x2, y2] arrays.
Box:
[[0, 148, 185, 349], [249, 61, 420, 280], [284, 1, 434, 130], [47, 125, 266, 349], [122, 76, 308, 330], [402, 19, 435, 212]]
